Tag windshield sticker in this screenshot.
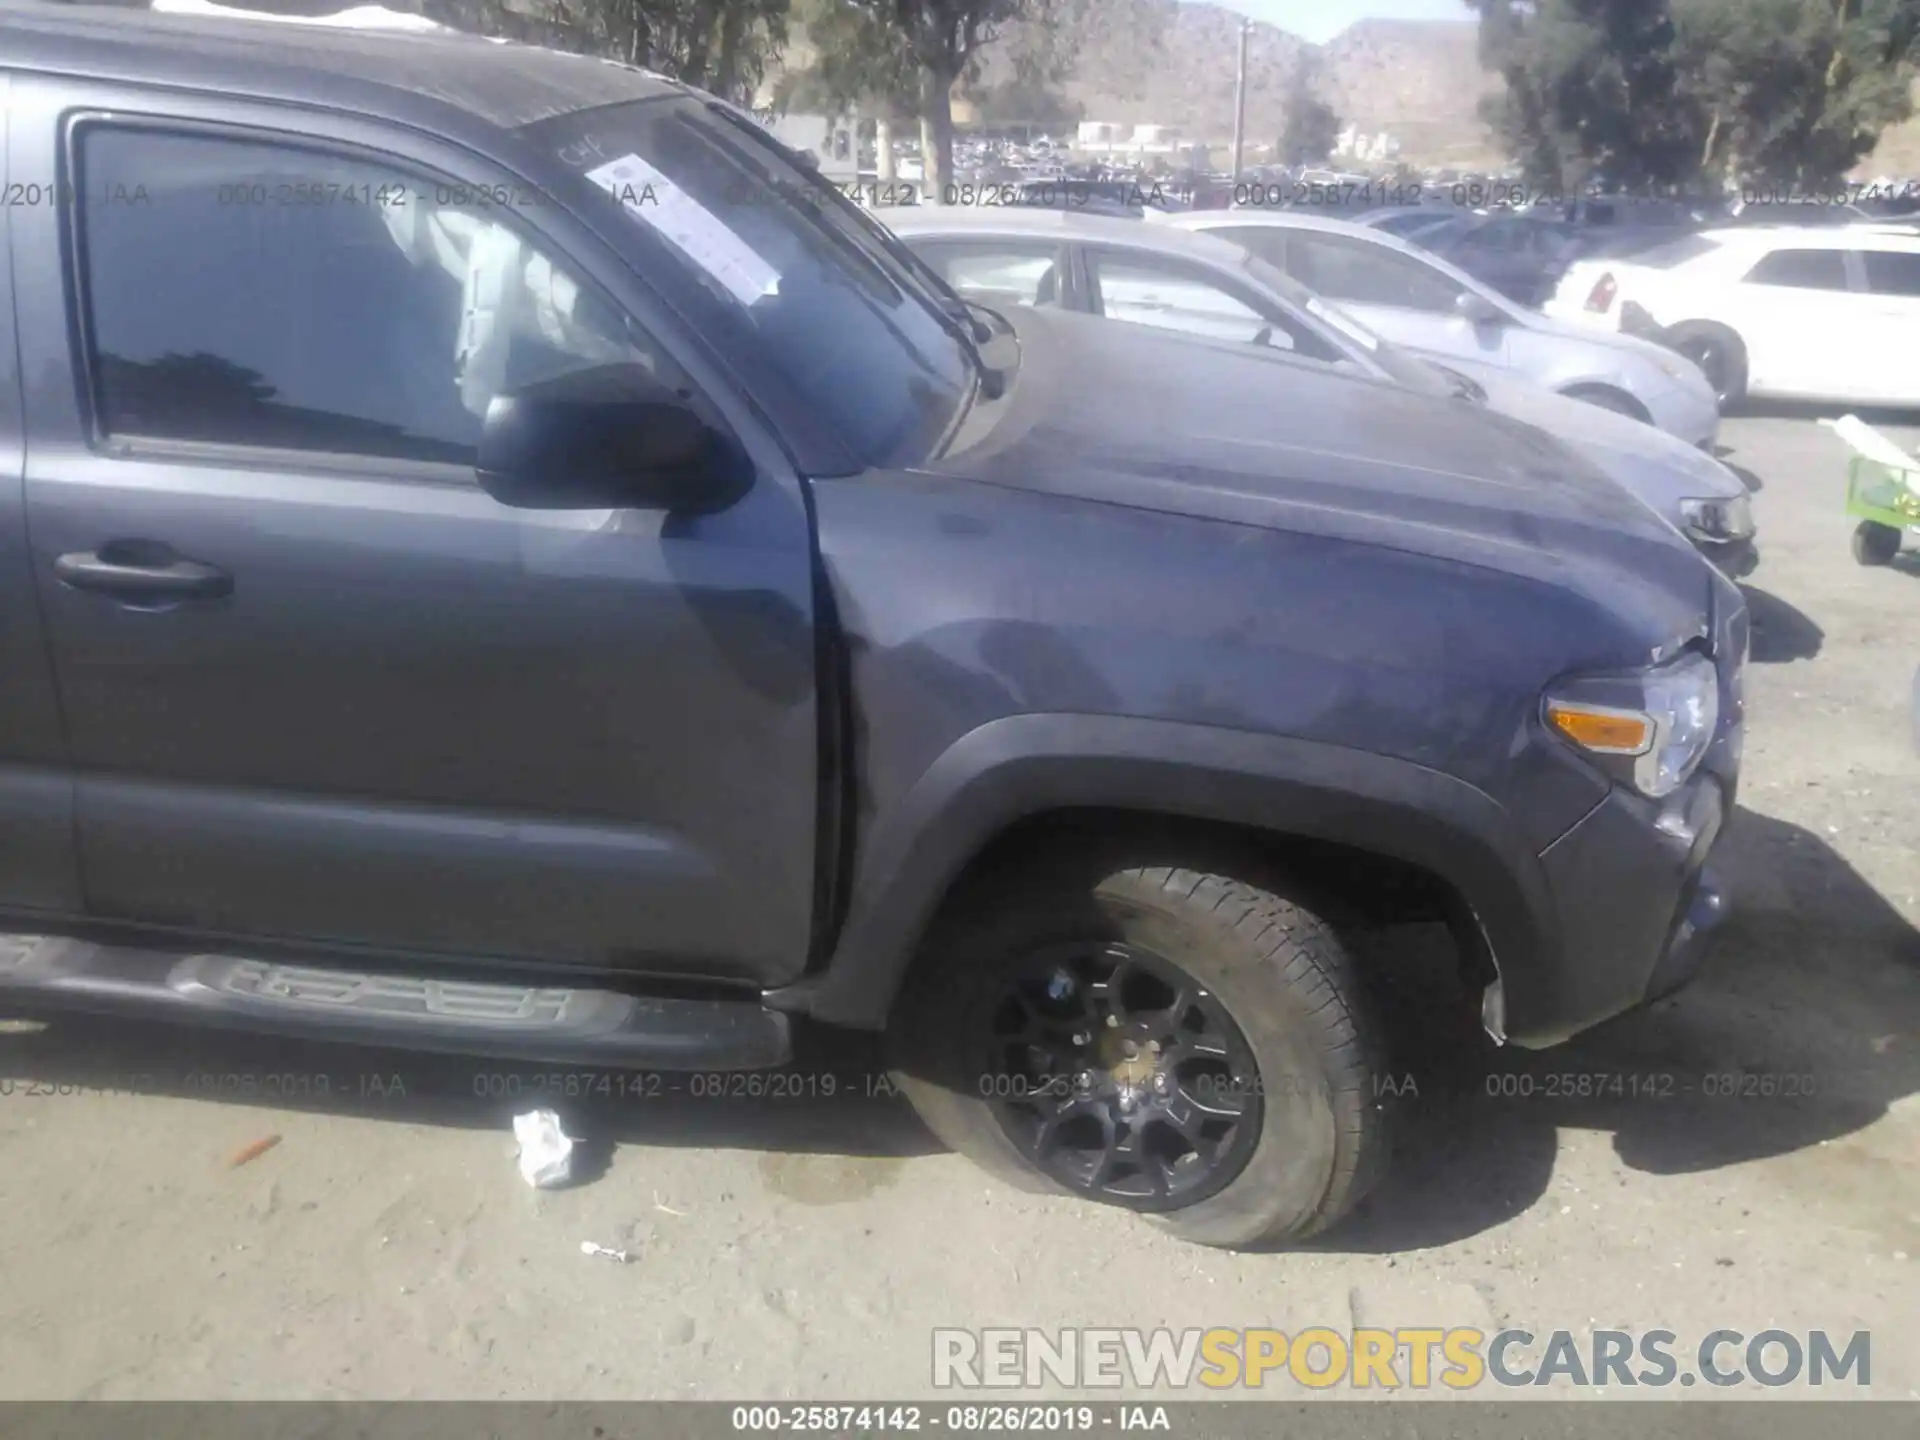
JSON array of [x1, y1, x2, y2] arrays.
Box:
[[585, 153, 779, 307], [1305, 296, 1380, 351]]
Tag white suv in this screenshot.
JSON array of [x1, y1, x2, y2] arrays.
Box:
[[1545, 226, 1920, 409]]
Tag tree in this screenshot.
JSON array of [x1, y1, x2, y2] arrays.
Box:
[[1277, 51, 1341, 167], [776, 2, 1022, 198], [772, 0, 924, 187], [773, 0, 925, 181], [1471, 0, 1920, 194], [1674, 0, 1920, 190], [1467, 0, 1697, 192], [882, 2, 1032, 199], [208, 3, 798, 98], [775, 1, 1070, 197], [492, 0, 794, 102], [775, 0, 921, 120], [964, 72, 1084, 129]]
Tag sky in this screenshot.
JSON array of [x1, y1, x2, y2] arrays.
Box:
[[1220, 0, 1476, 46]]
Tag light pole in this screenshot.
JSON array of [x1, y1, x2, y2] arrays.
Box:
[[1230, 16, 1250, 179]]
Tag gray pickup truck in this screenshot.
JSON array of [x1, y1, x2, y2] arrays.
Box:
[[0, 4, 1747, 1248]]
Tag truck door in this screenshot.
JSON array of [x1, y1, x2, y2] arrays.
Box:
[[9, 78, 819, 986]]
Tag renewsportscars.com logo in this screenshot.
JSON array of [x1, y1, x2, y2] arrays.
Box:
[[932, 1327, 1872, 1391]]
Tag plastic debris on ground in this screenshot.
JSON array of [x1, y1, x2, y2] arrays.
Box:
[[228, 1135, 283, 1169], [579, 1241, 634, 1264], [512, 1108, 576, 1189]]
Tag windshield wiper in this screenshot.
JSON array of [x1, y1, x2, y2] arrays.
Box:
[[915, 285, 1003, 398], [812, 187, 1004, 393], [847, 216, 1003, 397]]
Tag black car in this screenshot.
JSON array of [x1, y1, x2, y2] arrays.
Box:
[[0, 0, 1746, 1249], [1386, 211, 1587, 306], [1358, 205, 1463, 239]]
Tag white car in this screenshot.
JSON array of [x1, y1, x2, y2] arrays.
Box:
[[1544, 226, 1920, 410], [1148, 208, 1724, 449], [149, 0, 453, 30], [884, 208, 1757, 575]]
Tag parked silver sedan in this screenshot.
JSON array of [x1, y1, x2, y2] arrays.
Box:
[[1149, 207, 1724, 450], [884, 207, 1756, 575]]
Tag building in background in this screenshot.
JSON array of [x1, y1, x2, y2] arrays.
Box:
[[1335, 125, 1402, 164], [1075, 121, 1189, 159]]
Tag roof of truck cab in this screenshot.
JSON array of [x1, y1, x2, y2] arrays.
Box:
[[0, 0, 681, 132]]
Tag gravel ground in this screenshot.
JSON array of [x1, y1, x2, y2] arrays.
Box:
[[0, 413, 1915, 1403]]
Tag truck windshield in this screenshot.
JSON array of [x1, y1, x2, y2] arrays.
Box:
[[522, 96, 974, 470]]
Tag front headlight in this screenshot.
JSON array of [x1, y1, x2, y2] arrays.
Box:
[[1679, 494, 1755, 541], [1544, 652, 1720, 799]]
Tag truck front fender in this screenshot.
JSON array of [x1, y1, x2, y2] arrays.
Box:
[[780, 713, 1557, 1031]]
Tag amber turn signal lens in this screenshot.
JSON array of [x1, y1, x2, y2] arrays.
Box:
[[1546, 702, 1653, 755]]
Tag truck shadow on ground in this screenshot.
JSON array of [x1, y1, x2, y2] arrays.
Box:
[[1730, 399, 1920, 429], [1741, 584, 1825, 662], [1315, 802, 1919, 1253], [0, 1000, 939, 1174], [0, 808, 1910, 1246]]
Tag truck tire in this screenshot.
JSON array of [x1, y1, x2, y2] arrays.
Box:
[[887, 862, 1390, 1248], [1663, 321, 1749, 410]]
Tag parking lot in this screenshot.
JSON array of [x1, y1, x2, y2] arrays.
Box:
[[0, 411, 1915, 1403]]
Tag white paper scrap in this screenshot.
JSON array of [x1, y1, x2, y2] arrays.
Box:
[[586, 154, 780, 307]]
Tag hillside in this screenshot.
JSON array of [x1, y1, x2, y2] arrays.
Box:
[[782, 3, 1919, 177], [127, 0, 1502, 164], [1321, 18, 1498, 163], [1030, 5, 1920, 176], [772, 2, 1502, 165], [1036, 7, 1497, 162], [118, 0, 1912, 177]]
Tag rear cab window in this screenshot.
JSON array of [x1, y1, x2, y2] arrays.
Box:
[[1742, 248, 1851, 290]]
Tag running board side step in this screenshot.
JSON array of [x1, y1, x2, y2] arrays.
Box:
[[0, 937, 790, 1069]]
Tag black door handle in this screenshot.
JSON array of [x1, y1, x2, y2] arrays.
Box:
[[54, 545, 232, 600]]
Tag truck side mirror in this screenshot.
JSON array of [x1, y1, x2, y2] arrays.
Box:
[[475, 363, 751, 514]]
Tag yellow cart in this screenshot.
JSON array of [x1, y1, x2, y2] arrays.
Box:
[[1825, 416, 1920, 567]]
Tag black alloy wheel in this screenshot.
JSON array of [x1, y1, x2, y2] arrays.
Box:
[[983, 940, 1263, 1211]]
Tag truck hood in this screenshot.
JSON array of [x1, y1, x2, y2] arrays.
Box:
[[932, 307, 1713, 642], [1470, 372, 1748, 515]]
